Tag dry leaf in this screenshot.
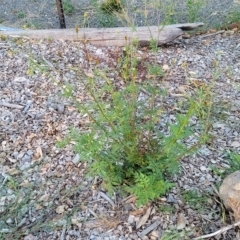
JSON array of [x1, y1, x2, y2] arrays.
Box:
[[209, 29, 217, 33], [35, 203, 43, 210], [39, 194, 50, 202], [19, 180, 30, 187], [177, 85, 189, 93], [34, 146, 43, 160], [130, 209, 145, 216], [7, 168, 19, 176], [124, 195, 137, 204], [84, 69, 94, 78], [136, 207, 152, 229], [176, 213, 186, 230]]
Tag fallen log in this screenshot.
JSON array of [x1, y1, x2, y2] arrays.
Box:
[[1, 23, 203, 46]]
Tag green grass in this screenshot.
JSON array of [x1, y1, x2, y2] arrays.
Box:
[[226, 9, 240, 24], [0, 16, 4, 24], [182, 190, 210, 210], [186, 0, 204, 23], [63, 0, 75, 15], [158, 204, 175, 214], [226, 152, 240, 173], [17, 12, 26, 19], [161, 228, 192, 240], [99, 0, 125, 14]]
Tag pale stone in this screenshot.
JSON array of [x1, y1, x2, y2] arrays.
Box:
[[219, 171, 240, 221]]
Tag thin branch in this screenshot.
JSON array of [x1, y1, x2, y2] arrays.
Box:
[[193, 220, 240, 240], [0, 102, 24, 109], [200, 30, 225, 38]]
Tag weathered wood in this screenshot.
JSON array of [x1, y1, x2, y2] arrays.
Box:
[[1, 23, 203, 46]]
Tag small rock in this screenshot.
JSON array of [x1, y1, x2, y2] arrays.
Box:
[[206, 173, 215, 182], [128, 215, 135, 224], [68, 230, 81, 237], [22, 154, 31, 163], [150, 230, 160, 240], [96, 49, 104, 56], [17, 152, 25, 159], [35, 113, 44, 119], [56, 205, 65, 214], [27, 150, 33, 156], [6, 218, 13, 224], [72, 154, 80, 164], [12, 152, 18, 158], [0, 152, 6, 158], [231, 141, 240, 148], [118, 225, 123, 231], [167, 194, 177, 204], [119, 237, 126, 240], [182, 34, 191, 38], [200, 166, 207, 171], [57, 104, 65, 113], [20, 162, 31, 171], [199, 176, 206, 182], [14, 76, 29, 84], [162, 64, 169, 71], [0, 157, 6, 164], [24, 234, 37, 240]]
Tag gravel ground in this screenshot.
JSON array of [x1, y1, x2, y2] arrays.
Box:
[[0, 0, 240, 30], [0, 29, 240, 239]]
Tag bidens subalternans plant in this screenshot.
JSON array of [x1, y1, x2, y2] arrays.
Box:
[[59, 40, 212, 206]]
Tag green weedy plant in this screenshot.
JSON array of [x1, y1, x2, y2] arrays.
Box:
[[160, 229, 191, 240], [186, 0, 203, 23], [58, 38, 212, 206], [17, 12, 26, 19], [99, 0, 125, 14], [89, 0, 124, 27], [210, 135, 238, 179], [226, 9, 240, 25], [226, 152, 240, 173], [182, 190, 210, 211], [63, 0, 75, 15]]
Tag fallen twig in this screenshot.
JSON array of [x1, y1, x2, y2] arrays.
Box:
[[0, 102, 24, 109], [60, 225, 66, 240], [201, 30, 225, 38], [137, 220, 160, 237], [193, 220, 240, 239], [98, 191, 115, 208], [88, 208, 98, 218]]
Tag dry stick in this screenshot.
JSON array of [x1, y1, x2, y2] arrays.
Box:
[[200, 30, 225, 38], [193, 220, 240, 240], [0, 102, 24, 109], [99, 191, 115, 208]]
